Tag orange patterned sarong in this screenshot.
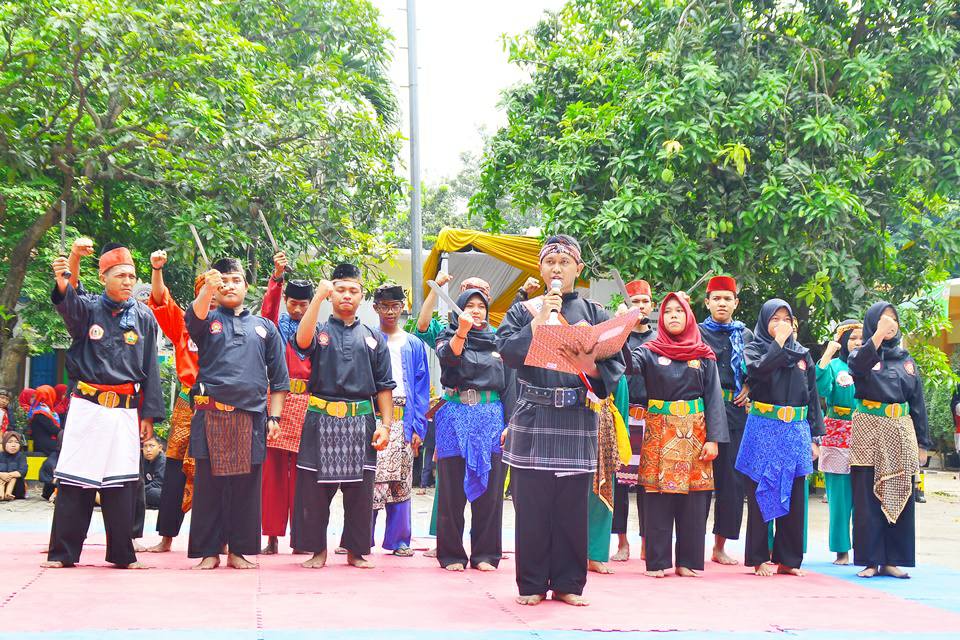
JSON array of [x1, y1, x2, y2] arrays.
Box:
[[639, 412, 713, 494]]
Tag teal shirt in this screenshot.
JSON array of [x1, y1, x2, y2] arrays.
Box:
[[815, 358, 856, 419]]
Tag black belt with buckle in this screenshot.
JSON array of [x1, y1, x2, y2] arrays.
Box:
[[519, 381, 586, 408]]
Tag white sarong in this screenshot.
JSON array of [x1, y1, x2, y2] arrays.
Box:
[[55, 396, 140, 489]]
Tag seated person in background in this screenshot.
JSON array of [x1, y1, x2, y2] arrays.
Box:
[[40, 444, 60, 502], [141, 436, 166, 509], [28, 385, 62, 455], [0, 432, 28, 500]]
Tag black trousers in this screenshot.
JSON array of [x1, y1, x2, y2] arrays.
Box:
[[291, 468, 375, 556], [437, 454, 505, 568], [643, 491, 711, 571], [744, 476, 805, 568], [47, 481, 138, 566], [132, 470, 145, 539], [188, 460, 261, 559], [156, 457, 188, 537], [512, 468, 589, 597], [611, 482, 644, 536], [711, 425, 746, 540], [852, 466, 916, 567]]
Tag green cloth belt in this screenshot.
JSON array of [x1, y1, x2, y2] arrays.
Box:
[[749, 401, 808, 422], [645, 398, 704, 416], [855, 399, 910, 419], [307, 396, 374, 417], [443, 389, 500, 405], [722, 389, 735, 403]]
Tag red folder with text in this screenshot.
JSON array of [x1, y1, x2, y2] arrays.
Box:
[[524, 308, 640, 374]]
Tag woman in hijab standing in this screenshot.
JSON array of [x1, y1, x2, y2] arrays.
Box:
[[815, 320, 863, 565], [736, 299, 823, 576], [848, 302, 930, 579], [433, 288, 507, 572], [631, 292, 727, 577]]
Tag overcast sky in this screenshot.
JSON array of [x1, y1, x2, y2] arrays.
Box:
[[371, 0, 567, 183]]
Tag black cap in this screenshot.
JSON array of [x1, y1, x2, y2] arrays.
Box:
[[374, 283, 405, 302], [284, 279, 314, 300], [100, 242, 126, 256], [331, 263, 362, 282]]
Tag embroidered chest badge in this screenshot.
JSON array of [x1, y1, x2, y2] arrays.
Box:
[[836, 371, 854, 387], [210, 320, 223, 335], [491, 352, 501, 359], [365, 336, 378, 350], [88, 324, 104, 341], [317, 332, 330, 346], [797, 359, 807, 371], [123, 331, 139, 345], [255, 325, 267, 339], [188, 338, 199, 352], [872, 361, 882, 371], [904, 361, 916, 376], [688, 359, 701, 369], [657, 355, 671, 366]]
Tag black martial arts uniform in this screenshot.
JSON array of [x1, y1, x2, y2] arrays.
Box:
[[143, 451, 166, 508], [847, 302, 931, 569], [185, 305, 289, 559], [434, 318, 507, 569], [497, 293, 624, 597], [612, 326, 657, 537], [700, 322, 754, 540], [47, 284, 165, 567], [629, 347, 728, 571], [290, 316, 395, 557]]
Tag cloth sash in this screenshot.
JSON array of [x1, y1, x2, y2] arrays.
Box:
[[270, 388, 308, 453], [54, 396, 140, 489], [297, 411, 371, 483], [820, 416, 852, 475], [202, 408, 253, 476], [639, 411, 713, 494], [849, 411, 919, 524]]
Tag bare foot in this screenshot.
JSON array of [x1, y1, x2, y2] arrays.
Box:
[[118, 561, 148, 569], [676, 566, 700, 577], [588, 560, 613, 574], [553, 592, 589, 607], [40, 560, 69, 568], [292, 549, 310, 555], [261, 537, 279, 555], [879, 565, 910, 579], [146, 537, 173, 553], [857, 566, 879, 578], [711, 547, 739, 565], [610, 546, 630, 562], [644, 569, 665, 578], [227, 553, 256, 569], [424, 547, 437, 558], [192, 556, 220, 570], [754, 562, 776, 576], [515, 594, 545, 606], [347, 551, 375, 569], [301, 551, 327, 569], [833, 552, 851, 566], [416, 488, 427, 495], [777, 564, 805, 577], [133, 540, 147, 553], [444, 563, 465, 572], [475, 562, 496, 571]]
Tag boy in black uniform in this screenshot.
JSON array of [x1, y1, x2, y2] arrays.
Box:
[[186, 258, 289, 570], [292, 264, 394, 569], [43, 244, 164, 569], [698, 275, 753, 565]]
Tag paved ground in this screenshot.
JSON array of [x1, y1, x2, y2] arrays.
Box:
[[1, 471, 959, 639]]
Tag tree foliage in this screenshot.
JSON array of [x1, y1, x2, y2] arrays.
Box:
[[472, 0, 960, 356], [0, 0, 403, 384]]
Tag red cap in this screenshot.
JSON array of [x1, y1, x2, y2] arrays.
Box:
[[706, 275, 737, 294], [625, 280, 652, 298], [98, 247, 135, 275]]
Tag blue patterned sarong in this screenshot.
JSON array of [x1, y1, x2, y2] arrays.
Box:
[[735, 413, 812, 522], [435, 400, 504, 502]]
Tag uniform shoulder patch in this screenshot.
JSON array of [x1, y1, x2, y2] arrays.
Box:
[[365, 335, 378, 350], [317, 332, 330, 346], [797, 359, 807, 371], [210, 320, 223, 335], [904, 361, 916, 376], [88, 324, 104, 340]]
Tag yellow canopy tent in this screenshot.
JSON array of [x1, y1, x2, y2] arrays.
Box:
[[421, 228, 588, 327]]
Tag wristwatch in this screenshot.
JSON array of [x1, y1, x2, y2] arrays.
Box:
[[267, 415, 281, 424]]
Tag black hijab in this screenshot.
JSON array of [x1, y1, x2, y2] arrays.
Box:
[[835, 318, 862, 362], [752, 298, 809, 357], [863, 301, 906, 359], [442, 288, 497, 351]]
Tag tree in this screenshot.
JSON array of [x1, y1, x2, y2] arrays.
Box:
[[0, 0, 403, 389], [471, 0, 960, 364]]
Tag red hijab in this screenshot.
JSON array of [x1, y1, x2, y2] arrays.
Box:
[[641, 292, 716, 362]]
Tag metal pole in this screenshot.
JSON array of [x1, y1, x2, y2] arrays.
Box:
[[406, 0, 423, 313]]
